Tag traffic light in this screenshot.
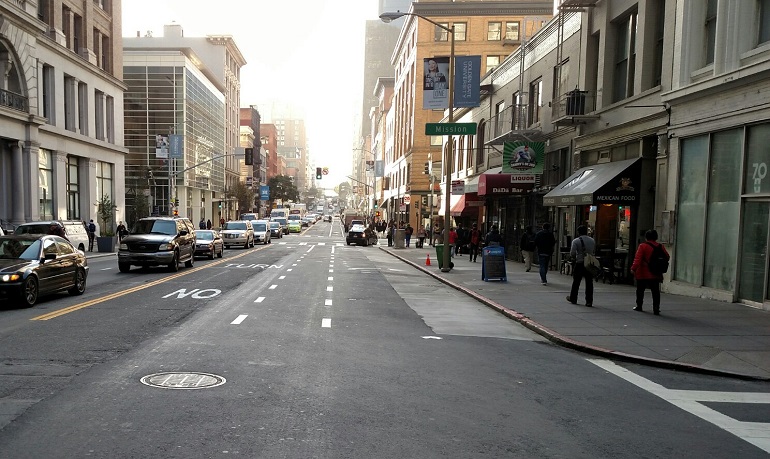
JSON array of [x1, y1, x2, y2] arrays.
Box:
[[316, 167, 322, 180], [174, 197, 179, 207], [146, 168, 153, 179], [423, 162, 430, 174], [244, 148, 254, 166]]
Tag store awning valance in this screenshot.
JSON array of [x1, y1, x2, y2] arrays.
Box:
[[543, 158, 642, 206], [478, 167, 535, 196], [450, 192, 484, 217]]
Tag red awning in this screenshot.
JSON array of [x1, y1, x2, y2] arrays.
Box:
[[450, 193, 483, 217]]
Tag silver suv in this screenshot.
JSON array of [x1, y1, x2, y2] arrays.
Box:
[[221, 220, 254, 249]]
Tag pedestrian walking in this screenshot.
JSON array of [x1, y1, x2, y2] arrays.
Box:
[[484, 224, 502, 247], [405, 224, 413, 247], [432, 224, 441, 246], [416, 226, 427, 248], [87, 219, 96, 251], [566, 225, 595, 307], [206, 219, 212, 230], [386, 221, 394, 247], [534, 223, 556, 284], [520, 225, 536, 272], [448, 227, 458, 257], [199, 218, 206, 230], [631, 229, 670, 315], [219, 217, 225, 228], [468, 223, 482, 262], [116, 221, 127, 242]]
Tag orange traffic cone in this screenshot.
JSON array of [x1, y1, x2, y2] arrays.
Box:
[[426, 254, 431, 266]]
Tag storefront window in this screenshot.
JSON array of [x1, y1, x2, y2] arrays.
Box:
[[704, 129, 741, 290], [616, 206, 631, 251], [675, 136, 708, 284], [745, 124, 770, 194]]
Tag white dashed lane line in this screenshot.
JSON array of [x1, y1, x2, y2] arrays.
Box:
[[231, 315, 248, 325], [322, 318, 331, 328], [328, 277, 333, 281], [269, 285, 277, 290], [279, 276, 286, 279], [254, 297, 265, 303], [327, 286, 333, 292], [325, 299, 332, 306]]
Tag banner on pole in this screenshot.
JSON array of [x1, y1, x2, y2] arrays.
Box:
[[423, 57, 450, 110], [454, 56, 481, 108]]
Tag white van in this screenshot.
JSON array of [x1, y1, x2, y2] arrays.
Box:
[[270, 208, 289, 219], [15, 220, 90, 252]]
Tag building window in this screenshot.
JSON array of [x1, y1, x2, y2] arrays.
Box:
[[95, 90, 105, 140], [42, 64, 55, 123], [78, 81, 88, 135], [67, 156, 80, 220], [101, 35, 111, 73], [39, 149, 54, 219], [705, 0, 717, 65], [435, 23, 449, 42], [759, 0, 770, 45], [454, 23, 467, 41], [652, 0, 665, 87], [38, 0, 48, 22], [73, 12, 82, 54], [64, 74, 75, 132], [106, 95, 114, 143], [506, 22, 520, 41], [488, 22, 502, 41], [96, 161, 113, 212], [495, 100, 506, 136], [613, 12, 637, 103], [529, 78, 543, 125], [486, 56, 500, 73]]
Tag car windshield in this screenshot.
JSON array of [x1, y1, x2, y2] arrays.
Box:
[[196, 230, 215, 239], [288, 215, 301, 221], [254, 223, 267, 232], [14, 224, 53, 235], [270, 222, 280, 228], [0, 238, 41, 260], [132, 220, 178, 235], [223, 222, 247, 230], [274, 219, 287, 225], [351, 225, 365, 232]]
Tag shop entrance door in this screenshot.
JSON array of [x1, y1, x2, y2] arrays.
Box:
[[738, 201, 770, 304]]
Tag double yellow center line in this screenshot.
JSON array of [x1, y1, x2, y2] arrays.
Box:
[[32, 246, 268, 321]]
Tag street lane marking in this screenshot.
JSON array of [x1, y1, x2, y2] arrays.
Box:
[[325, 299, 332, 306], [100, 268, 112, 271], [32, 246, 269, 321], [327, 286, 333, 292], [328, 277, 333, 281], [322, 318, 331, 328], [329, 269, 333, 273], [279, 276, 286, 279], [292, 264, 297, 266], [306, 245, 315, 252], [287, 269, 293, 271], [589, 359, 770, 453], [231, 315, 248, 325], [318, 242, 326, 246], [255, 297, 265, 303], [269, 285, 277, 289]]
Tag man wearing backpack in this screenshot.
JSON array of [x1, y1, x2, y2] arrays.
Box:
[[631, 229, 670, 315]]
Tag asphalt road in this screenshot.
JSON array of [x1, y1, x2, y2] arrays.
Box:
[[0, 220, 768, 458]]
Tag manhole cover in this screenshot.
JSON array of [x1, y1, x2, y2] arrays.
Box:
[[140, 372, 226, 389]]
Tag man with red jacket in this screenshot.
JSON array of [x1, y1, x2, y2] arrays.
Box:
[[631, 229, 670, 315]]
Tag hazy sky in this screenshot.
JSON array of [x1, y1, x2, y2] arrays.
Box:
[[122, 0, 379, 185]]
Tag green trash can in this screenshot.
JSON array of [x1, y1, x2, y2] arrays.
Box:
[[434, 244, 454, 270]]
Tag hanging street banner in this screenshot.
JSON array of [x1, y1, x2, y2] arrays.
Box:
[[260, 185, 270, 201], [423, 57, 450, 109], [502, 141, 545, 175], [155, 134, 169, 159], [374, 160, 384, 178], [454, 56, 481, 108], [169, 134, 184, 158]]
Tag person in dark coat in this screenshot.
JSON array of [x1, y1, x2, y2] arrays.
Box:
[[631, 229, 670, 315], [533, 223, 556, 285]]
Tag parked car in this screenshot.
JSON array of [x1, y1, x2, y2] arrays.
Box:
[[252, 220, 271, 245], [193, 230, 223, 259], [323, 215, 332, 222], [15, 220, 90, 253], [0, 234, 88, 307], [220, 220, 254, 249], [117, 217, 196, 273], [288, 220, 302, 234], [269, 221, 283, 239], [300, 217, 314, 228], [346, 224, 369, 246]]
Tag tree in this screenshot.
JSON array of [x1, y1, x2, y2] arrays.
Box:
[[95, 194, 117, 236], [305, 186, 323, 208], [267, 175, 299, 206], [229, 181, 256, 215]]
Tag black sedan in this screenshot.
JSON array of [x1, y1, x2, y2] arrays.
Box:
[[269, 221, 283, 239], [193, 230, 224, 259], [0, 234, 88, 307]]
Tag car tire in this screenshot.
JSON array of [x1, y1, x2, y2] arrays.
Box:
[[68, 268, 87, 295], [225, 245, 230, 249], [217, 247, 223, 258], [185, 254, 194, 268], [20, 276, 38, 307], [209, 249, 215, 260], [168, 252, 179, 272], [118, 263, 131, 273]]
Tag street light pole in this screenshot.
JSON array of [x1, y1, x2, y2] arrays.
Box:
[[167, 117, 201, 216], [381, 11, 455, 271]]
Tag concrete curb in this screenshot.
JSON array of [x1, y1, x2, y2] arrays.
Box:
[[380, 246, 769, 381]]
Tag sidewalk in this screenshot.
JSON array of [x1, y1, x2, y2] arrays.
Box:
[[380, 243, 770, 380]]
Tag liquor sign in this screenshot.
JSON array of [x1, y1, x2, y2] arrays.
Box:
[[451, 180, 465, 195]]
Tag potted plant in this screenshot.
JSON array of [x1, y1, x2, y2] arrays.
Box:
[[95, 194, 117, 252]]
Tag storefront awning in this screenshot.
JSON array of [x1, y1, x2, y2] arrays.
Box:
[[543, 158, 642, 206], [478, 167, 535, 196], [450, 192, 484, 217]]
